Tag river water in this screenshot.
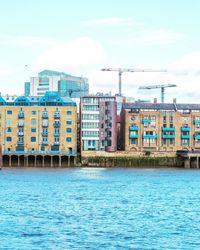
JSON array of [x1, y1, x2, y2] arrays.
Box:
[[0, 167, 200, 250]]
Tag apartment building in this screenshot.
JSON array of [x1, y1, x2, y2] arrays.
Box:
[[121, 102, 200, 152], [80, 95, 117, 152], [0, 92, 77, 166]]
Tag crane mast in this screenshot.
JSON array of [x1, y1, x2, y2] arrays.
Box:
[[101, 68, 167, 96]]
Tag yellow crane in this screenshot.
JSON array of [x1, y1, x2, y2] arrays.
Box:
[[101, 67, 167, 96]]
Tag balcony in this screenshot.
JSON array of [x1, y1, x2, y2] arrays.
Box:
[[181, 135, 190, 139], [54, 122, 60, 128], [194, 120, 200, 124], [129, 134, 138, 139], [18, 113, 24, 119], [42, 141, 48, 145], [42, 113, 48, 119], [162, 127, 175, 132], [42, 123, 48, 127], [194, 135, 200, 139], [42, 131, 48, 136], [54, 113, 60, 119], [54, 141, 60, 145], [54, 132, 60, 137], [143, 134, 158, 139], [17, 141, 24, 145], [18, 122, 24, 127], [18, 132, 24, 136], [142, 119, 151, 124], [181, 127, 190, 132], [129, 126, 139, 131], [162, 134, 175, 139]]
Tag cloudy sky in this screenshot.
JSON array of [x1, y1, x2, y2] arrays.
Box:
[[0, 0, 200, 103]]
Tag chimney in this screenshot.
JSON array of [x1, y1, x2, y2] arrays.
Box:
[[173, 98, 176, 104], [153, 98, 157, 104]]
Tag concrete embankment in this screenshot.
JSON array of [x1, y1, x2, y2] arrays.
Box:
[[81, 151, 183, 168]]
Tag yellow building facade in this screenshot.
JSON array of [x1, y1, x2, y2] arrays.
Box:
[[0, 92, 77, 167]]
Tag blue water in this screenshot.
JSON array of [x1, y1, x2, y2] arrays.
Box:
[[0, 168, 200, 250]]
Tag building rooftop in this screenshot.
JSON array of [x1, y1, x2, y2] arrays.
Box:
[[1, 92, 76, 106], [123, 102, 200, 111]]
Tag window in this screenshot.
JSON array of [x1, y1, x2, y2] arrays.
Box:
[[6, 127, 12, 133], [31, 137, 36, 142], [31, 128, 36, 133], [66, 137, 72, 142], [6, 137, 12, 142], [31, 118, 36, 125], [7, 110, 12, 115], [66, 120, 72, 125], [66, 128, 72, 133], [67, 111, 72, 115], [6, 118, 12, 126], [32, 111, 36, 115]]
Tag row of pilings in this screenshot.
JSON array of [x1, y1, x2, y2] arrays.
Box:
[[2, 154, 77, 167]]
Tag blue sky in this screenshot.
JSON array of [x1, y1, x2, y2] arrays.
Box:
[[0, 0, 200, 102]]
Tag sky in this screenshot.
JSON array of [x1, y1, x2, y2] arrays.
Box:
[[0, 0, 200, 102]]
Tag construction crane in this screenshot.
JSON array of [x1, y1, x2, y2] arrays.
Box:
[[65, 88, 89, 98], [139, 83, 177, 103], [101, 68, 167, 96]]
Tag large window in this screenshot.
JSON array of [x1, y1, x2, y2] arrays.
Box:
[[31, 118, 36, 125]]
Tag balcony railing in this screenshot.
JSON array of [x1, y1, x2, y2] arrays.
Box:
[[18, 132, 24, 136], [54, 141, 60, 145], [129, 134, 138, 139], [54, 132, 60, 137], [129, 126, 139, 131], [42, 123, 48, 127], [181, 127, 190, 132], [143, 134, 157, 139], [17, 141, 24, 145], [41, 141, 48, 145], [42, 113, 48, 119], [54, 122, 60, 128], [162, 127, 175, 131], [142, 119, 151, 124], [54, 113, 60, 119], [18, 113, 24, 119], [18, 122, 24, 127], [181, 135, 190, 139], [194, 120, 200, 124], [162, 134, 175, 139], [42, 132, 48, 136], [194, 135, 200, 139]]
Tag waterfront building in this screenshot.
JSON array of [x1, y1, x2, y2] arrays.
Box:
[[0, 92, 77, 167], [27, 69, 89, 98], [80, 94, 117, 152], [121, 100, 200, 152]]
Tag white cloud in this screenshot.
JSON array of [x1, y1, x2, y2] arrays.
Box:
[[33, 37, 105, 72], [82, 17, 138, 27]]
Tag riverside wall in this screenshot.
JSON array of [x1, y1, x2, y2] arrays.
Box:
[[81, 151, 182, 168]]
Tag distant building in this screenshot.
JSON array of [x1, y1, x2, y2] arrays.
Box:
[[0, 92, 77, 166], [80, 94, 117, 152], [121, 101, 200, 152], [24, 82, 30, 97], [27, 69, 89, 97]]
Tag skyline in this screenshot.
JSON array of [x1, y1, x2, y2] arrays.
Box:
[[0, 0, 200, 102]]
